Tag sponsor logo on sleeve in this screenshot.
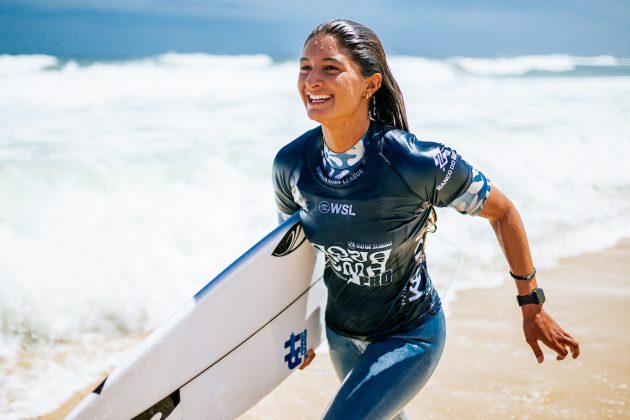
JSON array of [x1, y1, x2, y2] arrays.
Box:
[[433, 149, 449, 170], [435, 149, 458, 191], [284, 329, 308, 369]]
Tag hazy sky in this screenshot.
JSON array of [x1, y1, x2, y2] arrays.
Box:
[[1, 0, 629, 58]]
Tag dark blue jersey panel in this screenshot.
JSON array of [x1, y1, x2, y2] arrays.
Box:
[[272, 122, 476, 339]]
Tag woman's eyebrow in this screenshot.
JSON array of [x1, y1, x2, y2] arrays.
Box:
[[299, 57, 343, 64]]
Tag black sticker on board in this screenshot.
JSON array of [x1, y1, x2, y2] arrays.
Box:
[[132, 389, 181, 420], [272, 222, 306, 257], [92, 377, 107, 395]]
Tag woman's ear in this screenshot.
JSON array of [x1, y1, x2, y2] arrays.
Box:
[[366, 73, 383, 96]]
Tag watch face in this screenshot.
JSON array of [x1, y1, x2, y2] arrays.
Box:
[[534, 288, 545, 304]]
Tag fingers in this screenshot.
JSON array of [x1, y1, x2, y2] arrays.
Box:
[[546, 329, 580, 361], [541, 334, 570, 361], [555, 347, 568, 361], [559, 333, 580, 359], [522, 309, 580, 363], [298, 348, 316, 370], [527, 339, 544, 363], [530, 336, 568, 362], [531, 333, 580, 363]]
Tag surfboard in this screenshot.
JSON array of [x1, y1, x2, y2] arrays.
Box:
[[68, 213, 326, 420]]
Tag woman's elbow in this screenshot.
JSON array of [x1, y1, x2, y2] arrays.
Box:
[[478, 185, 519, 223]]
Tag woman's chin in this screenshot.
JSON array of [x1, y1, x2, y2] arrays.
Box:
[[305, 110, 328, 125]]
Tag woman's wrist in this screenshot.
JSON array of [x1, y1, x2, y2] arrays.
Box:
[[514, 278, 538, 296], [521, 303, 543, 319], [510, 267, 536, 280]]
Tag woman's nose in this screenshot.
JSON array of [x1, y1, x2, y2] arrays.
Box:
[[304, 70, 322, 89]]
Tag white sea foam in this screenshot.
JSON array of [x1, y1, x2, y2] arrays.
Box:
[[0, 54, 58, 75], [1, 53, 629, 417], [449, 54, 619, 76]]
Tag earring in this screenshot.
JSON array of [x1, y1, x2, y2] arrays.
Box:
[[365, 92, 370, 101]]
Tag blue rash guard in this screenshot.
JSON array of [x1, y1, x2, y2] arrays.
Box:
[[272, 121, 491, 339]]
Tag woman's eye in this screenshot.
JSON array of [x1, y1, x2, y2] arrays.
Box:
[[300, 65, 312, 71], [324, 66, 339, 71]]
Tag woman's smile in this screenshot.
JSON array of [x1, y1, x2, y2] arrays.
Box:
[[307, 93, 333, 105]]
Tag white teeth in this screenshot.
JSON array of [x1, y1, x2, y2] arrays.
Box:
[[309, 94, 332, 100]]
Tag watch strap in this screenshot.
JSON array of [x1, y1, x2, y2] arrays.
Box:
[[517, 288, 545, 306], [517, 294, 535, 306]]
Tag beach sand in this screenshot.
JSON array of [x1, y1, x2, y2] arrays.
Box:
[[41, 240, 629, 419]]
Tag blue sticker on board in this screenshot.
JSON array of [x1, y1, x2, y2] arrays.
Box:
[[284, 329, 307, 369]]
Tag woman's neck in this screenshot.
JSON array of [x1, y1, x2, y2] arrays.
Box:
[[321, 117, 371, 153]]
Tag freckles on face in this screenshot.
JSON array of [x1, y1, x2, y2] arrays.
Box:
[[298, 35, 369, 124]]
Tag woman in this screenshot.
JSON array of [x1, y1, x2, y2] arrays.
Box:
[[272, 20, 579, 419]]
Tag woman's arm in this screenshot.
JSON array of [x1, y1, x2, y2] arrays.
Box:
[[478, 185, 580, 363]]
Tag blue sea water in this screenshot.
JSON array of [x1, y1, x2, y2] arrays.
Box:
[[1, 53, 629, 417]]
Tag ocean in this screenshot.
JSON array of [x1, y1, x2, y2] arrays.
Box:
[[1, 53, 629, 417]]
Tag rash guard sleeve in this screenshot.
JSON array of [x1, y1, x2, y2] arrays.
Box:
[[430, 144, 492, 215], [272, 142, 303, 222], [448, 168, 492, 215], [428, 145, 474, 207]]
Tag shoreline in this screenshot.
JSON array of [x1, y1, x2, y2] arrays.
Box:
[[32, 239, 630, 419]]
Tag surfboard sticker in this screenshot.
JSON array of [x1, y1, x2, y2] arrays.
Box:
[[272, 221, 306, 257], [283, 328, 308, 369]]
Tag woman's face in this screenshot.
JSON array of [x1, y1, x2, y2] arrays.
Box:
[[298, 35, 379, 127]]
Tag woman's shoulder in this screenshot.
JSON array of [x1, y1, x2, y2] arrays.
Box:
[[375, 122, 444, 164]]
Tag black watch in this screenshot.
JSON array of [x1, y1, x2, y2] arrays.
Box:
[[516, 288, 545, 306]]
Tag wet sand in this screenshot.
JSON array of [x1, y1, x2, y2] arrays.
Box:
[[42, 240, 629, 419]]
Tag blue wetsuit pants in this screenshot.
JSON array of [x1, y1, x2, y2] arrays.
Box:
[[322, 308, 446, 420]]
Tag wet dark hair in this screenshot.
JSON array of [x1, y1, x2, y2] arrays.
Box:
[[304, 19, 409, 132]]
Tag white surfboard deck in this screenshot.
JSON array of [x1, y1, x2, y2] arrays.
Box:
[[68, 213, 325, 420]]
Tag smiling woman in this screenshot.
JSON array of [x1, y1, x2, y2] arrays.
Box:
[[272, 19, 579, 419]]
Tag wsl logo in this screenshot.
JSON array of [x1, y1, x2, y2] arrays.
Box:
[[318, 200, 356, 216], [284, 329, 308, 370], [318, 201, 331, 213]]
